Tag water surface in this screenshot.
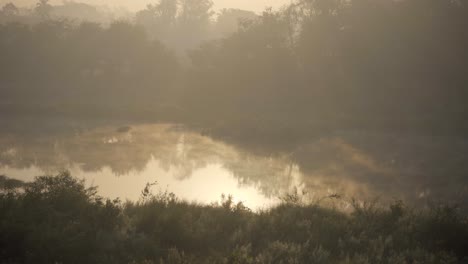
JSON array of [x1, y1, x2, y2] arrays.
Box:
[[1, 120, 467, 210]]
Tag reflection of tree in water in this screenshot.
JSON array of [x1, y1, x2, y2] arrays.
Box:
[[208, 128, 468, 207], [1, 124, 467, 207], [0, 124, 296, 197], [289, 133, 468, 206]]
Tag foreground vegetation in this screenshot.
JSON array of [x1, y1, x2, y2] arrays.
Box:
[[1, 172, 467, 264]]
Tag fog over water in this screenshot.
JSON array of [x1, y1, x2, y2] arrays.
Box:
[[0, 121, 301, 209], [1, 0, 467, 209], [1, 119, 466, 210]]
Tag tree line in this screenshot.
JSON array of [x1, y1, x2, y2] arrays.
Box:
[[1, 0, 467, 137]]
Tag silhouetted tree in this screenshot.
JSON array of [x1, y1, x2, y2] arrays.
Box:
[[135, 0, 177, 36], [1, 2, 18, 17], [35, 0, 53, 19], [214, 8, 257, 37]]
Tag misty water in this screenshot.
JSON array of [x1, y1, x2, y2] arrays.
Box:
[[0, 120, 296, 209], [1, 118, 467, 210]]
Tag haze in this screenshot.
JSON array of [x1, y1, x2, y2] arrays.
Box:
[[2, 0, 291, 12], [1, 0, 467, 262]]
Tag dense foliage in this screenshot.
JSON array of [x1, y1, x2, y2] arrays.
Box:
[[185, 0, 468, 138], [0, 0, 467, 137], [0, 20, 179, 117], [1, 173, 467, 263]]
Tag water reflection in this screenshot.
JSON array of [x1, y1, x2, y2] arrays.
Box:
[[291, 133, 468, 206], [0, 123, 296, 208], [0, 123, 467, 209], [2, 162, 275, 209]]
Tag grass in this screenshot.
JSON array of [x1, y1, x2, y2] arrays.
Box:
[[0, 172, 467, 263]]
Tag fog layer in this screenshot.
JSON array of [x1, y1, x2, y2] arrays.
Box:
[[1, 0, 467, 208]]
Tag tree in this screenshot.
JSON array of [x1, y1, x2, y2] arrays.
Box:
[[157, 0, 178, 26], [135, 0, 214, 50], [135, 0, 178, 38], [1, 2, 19, 17], [178, 0, 214, 30], [214, 8, 257, 37], [35, 0, 53, 19]]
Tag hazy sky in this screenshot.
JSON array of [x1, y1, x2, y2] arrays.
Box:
[[4, 0, 292, 13]]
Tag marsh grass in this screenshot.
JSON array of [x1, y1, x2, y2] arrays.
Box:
[[0, 172, 467, 263]]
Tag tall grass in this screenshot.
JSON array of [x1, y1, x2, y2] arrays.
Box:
[[0, 172, 466, 263]]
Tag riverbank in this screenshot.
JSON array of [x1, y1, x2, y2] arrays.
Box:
[[1, 172, 467, 263]]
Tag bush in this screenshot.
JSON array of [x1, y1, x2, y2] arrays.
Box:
[[0, 173, 466, 263]]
